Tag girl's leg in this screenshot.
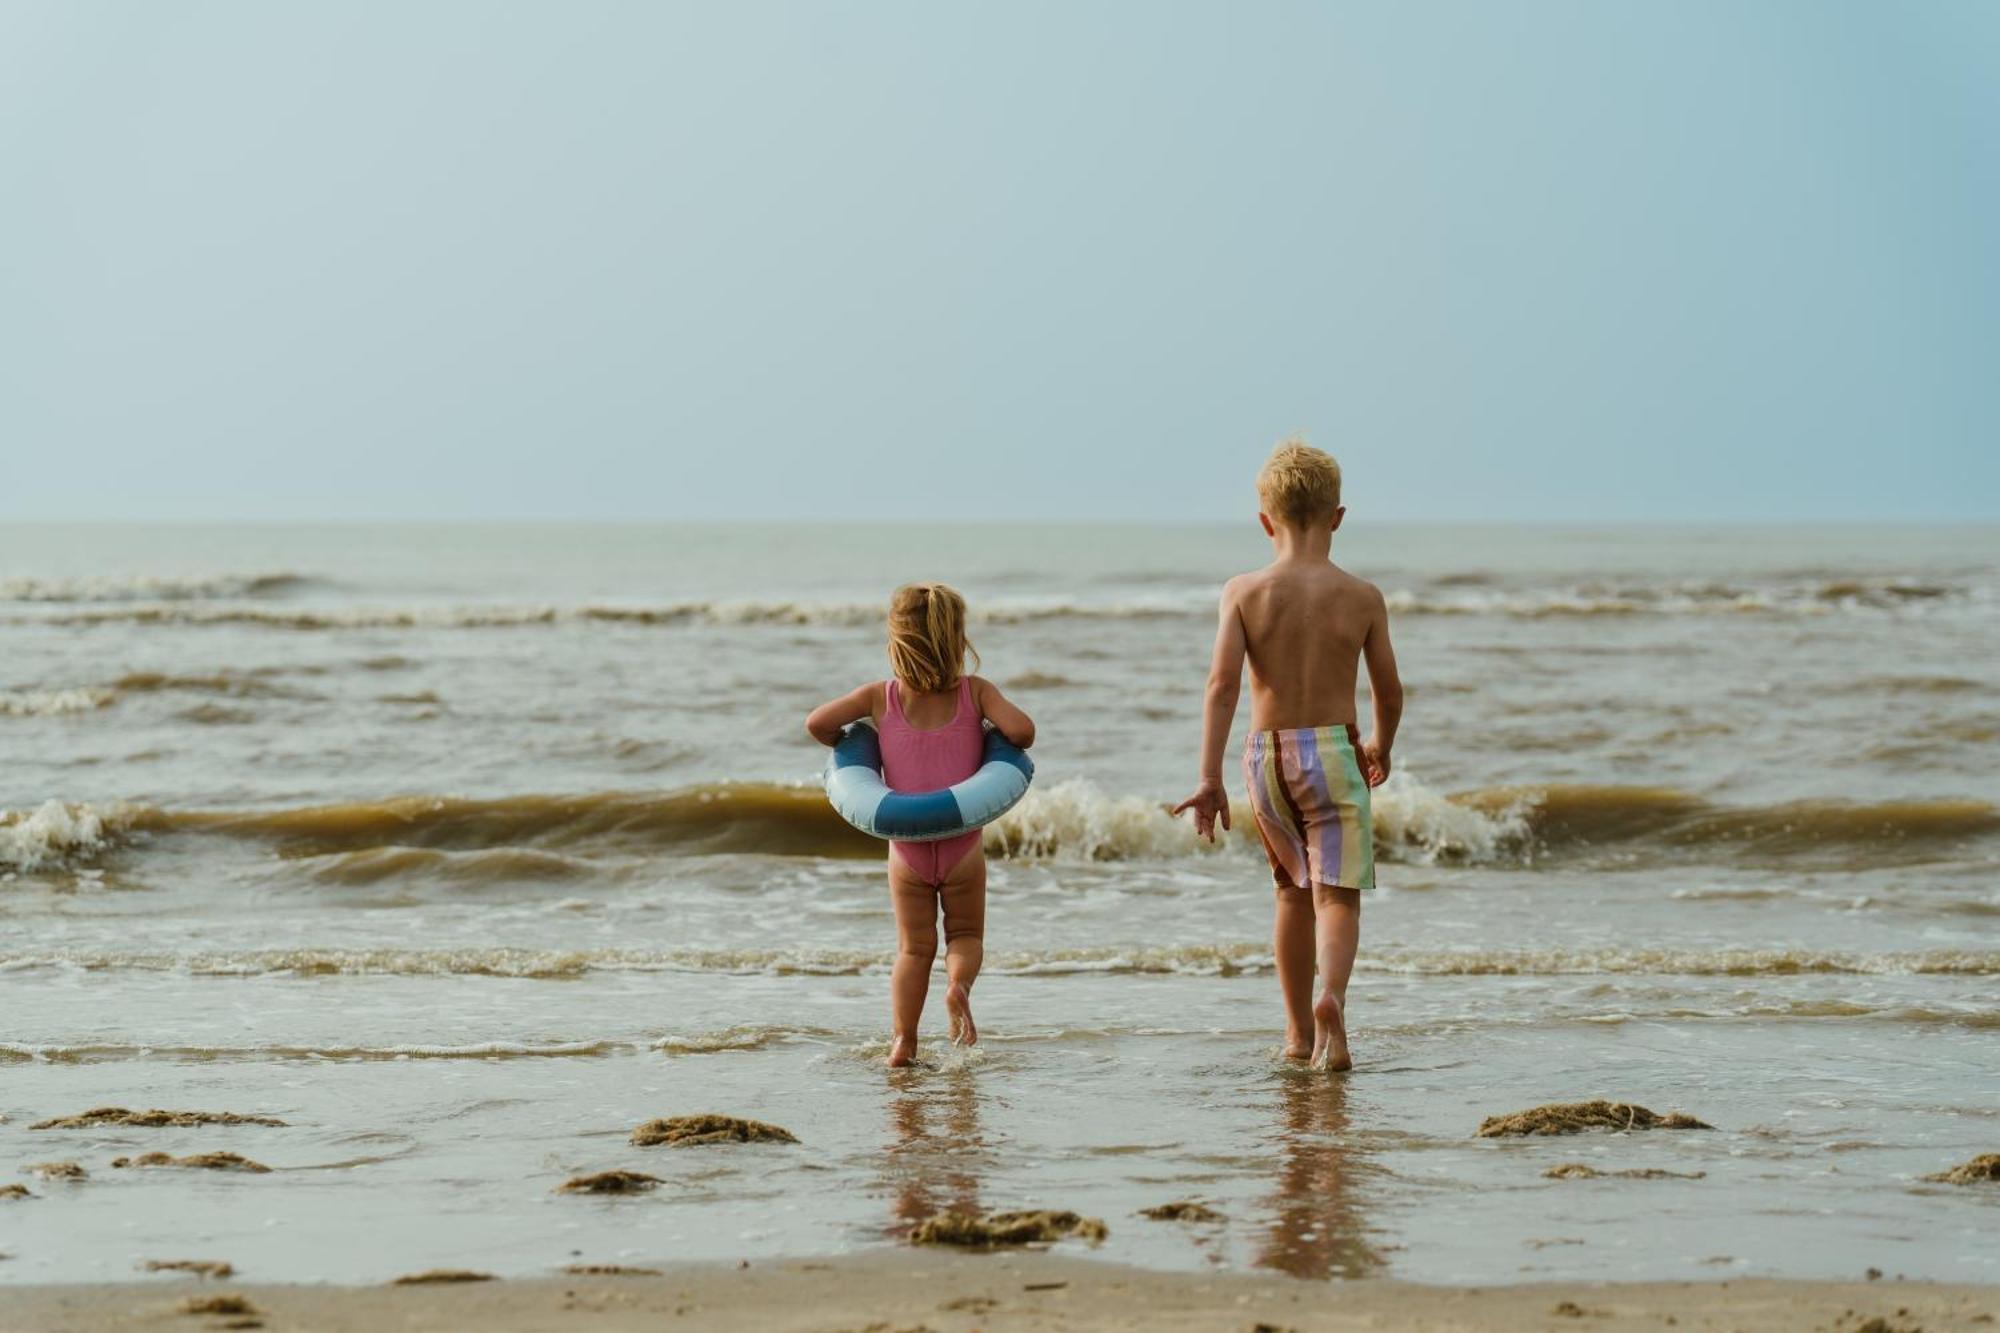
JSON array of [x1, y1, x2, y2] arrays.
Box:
[[938, 851, 986, 1045], [887, 857, 940, 1067], [1310, 885, 1361, 1071], [1272, 882, 1316, 1060]]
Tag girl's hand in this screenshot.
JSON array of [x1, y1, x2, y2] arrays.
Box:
[[1172, 780, 1232, 842], [1360, 742, 1391, 787]]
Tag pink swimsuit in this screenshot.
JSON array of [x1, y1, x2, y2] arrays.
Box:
[[879, 677, 985, 887]]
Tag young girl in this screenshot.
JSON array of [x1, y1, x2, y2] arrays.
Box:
[[807, 583, 1036, 1068]]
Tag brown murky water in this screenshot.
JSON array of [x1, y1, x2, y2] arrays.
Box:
[[2, 522, 1995, 1283]]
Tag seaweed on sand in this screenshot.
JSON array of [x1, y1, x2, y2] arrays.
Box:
[[1923, 1152, 2000, 1184], [556, 1170, 662, 1194], [630, 1114, 797, 1147], [392, 1269, 495, 1285], [29, 1161, 86, 1180], [112, 1152, 271, 1173], [1544, 1163, 1706, 1180], [909, 1209, 1108, 1247], [145, 1259, 235, 1279], [1476, 1101, 1711, 1137], [563, 1264, 663, 1276], [33, 1107, 286, 1130], [1139, 1199, 1227, 1221], [0, 1184, 33, 1200], [179, 1294, 258, 1315]]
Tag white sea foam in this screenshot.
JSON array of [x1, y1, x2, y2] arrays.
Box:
[[984, 771, 1529, 866], [1371, 772, 1534, 864], [0, 688, 116, 717], [0, 800, 127, 872]]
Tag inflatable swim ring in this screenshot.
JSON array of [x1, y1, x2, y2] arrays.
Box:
[[824, 721, 1034, 841]]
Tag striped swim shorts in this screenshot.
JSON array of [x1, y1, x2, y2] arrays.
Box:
[[1242, 723, 1376, 892]]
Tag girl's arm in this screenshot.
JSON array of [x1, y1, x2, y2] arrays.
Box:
[[972, 677, 1035, 748], [806, 682, 882, 747]]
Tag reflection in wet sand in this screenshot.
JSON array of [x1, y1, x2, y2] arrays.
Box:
[[1255, 1073, 1384, 1280], [881, 1068, 991, 1238]]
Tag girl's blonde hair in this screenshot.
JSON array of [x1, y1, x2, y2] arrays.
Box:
[[887, 582, 978, 695]]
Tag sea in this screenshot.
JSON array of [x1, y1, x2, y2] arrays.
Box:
[[1, 522, 1994, 1286]]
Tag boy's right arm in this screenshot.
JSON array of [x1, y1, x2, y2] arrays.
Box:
[[1359, 588, 1402, 786], [805, 683, 880, 747], [1171, 580, 1246, 842]]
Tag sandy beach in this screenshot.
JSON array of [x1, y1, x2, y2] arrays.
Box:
[[7, 1252, 1997, 1332]]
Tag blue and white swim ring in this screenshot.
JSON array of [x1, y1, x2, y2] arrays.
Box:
[[823, 721, 1034, 841]]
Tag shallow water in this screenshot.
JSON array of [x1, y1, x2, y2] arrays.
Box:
[[2, 522, 1995, 1285]]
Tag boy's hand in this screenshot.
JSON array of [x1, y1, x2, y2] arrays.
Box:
[[1360, 742, 1391, 788], [1171, 780, 1232, 842]]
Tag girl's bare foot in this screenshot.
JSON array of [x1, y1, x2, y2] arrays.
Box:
[[1310, 990, 1351, 1072], [888, 1033, 919, 1067], [944, 982, 976, 1046]]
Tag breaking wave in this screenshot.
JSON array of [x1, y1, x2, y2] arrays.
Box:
[[7, 574, 1983, 631], [1, 945, 1990, 980], [3, 780, 1992, 876], [0, 572, 310, 603], [0, 688, 117, 717]]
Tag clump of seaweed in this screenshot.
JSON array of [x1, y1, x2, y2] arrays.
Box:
[[392, 1269, 495, 1285], [1544, 1163, 1707, 1180], [630, 1114, 797, 1147], [1476, 1101, 1712, 1137], [0, 1184, 34, 1200], [563, 1264, 663, 1276], [33, 1107, 286, 1130], [145, 1259, 235, 1279], [179, 1293, 258, 1316], [557, 1170, 662, 1195], [113, 1152, 271, 1173], [29, 1161, 86, 1180], [909, 1209, 1108, 1247], [1139, 1199, 1227, 1222], [1923, 1152, 2000, 1185]]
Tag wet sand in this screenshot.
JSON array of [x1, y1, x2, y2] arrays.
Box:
[[8, 1252, 1995, 1331]]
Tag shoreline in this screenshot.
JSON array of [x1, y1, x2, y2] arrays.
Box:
[[6, 1252, 1995, 1331]]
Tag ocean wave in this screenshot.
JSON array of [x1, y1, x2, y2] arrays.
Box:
[[8, 575, 1980, 631], [0, 669, 325, 722], [1389, 576, 1981, 618], [1, 944, 1989, 980], [0, 800, 133, 872], [3, 781, 1991, 876], [0, 688, 117, 717], [0, 572, 309, 603], [0, 1038, 620, 1064]]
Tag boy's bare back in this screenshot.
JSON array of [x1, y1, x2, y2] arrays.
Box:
[[1226, 559, 1388, 733]]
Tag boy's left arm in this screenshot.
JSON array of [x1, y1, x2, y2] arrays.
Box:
[[1359, 587, 1402, 786], [1172, 580, 1246, 841]]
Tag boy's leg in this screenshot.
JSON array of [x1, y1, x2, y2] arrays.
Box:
[[939, 853, 986, 1045], [887, 859, 940, 1067], [1272, 880, 1316, 1060], [1310, 884, 1361, 1071]]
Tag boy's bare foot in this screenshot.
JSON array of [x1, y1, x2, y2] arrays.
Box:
[[887, 1034, 918, 1067], [1310, 990, 1351, 1072], [1282, 1038, 1312, 1062], [944, 982, 976, 1046]]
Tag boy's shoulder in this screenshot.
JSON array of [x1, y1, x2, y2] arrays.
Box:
[[1222, 563, 1385, 604]]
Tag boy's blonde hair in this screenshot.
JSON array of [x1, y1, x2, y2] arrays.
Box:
[[1257, 437, 1343, 526], [887, 582, 978, 695]]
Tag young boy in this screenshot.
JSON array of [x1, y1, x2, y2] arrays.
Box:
[[1174, 439, 1402, 1071]]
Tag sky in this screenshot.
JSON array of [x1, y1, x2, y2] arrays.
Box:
[[2, 2, 1995, 522]]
